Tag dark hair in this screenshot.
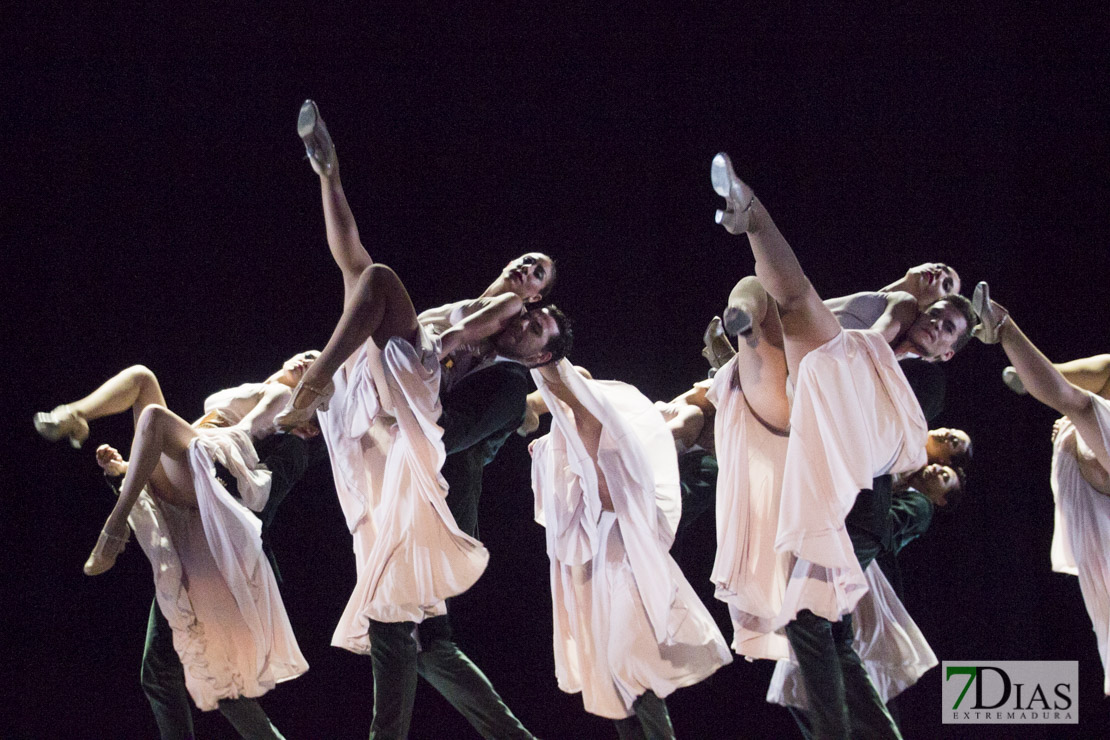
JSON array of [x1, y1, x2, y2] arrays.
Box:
[[938, 293, 977, 355], [535, 303, 573, 366], [951, 433, 973, 467], [539, 259, 557, 299], [938, 465, 968, 513]]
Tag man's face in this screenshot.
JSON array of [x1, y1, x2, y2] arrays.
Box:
[[493, 307, 559, 366], [905, 300, 968, 362], [906, 262, 960, 305]]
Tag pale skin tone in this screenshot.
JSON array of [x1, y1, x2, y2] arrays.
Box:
[[720, 191, 969, 432], [287, 108, 555, 413], [983, 302, 1110, 495], [533, 364, 615, 512], [46, 354, 320, 571]]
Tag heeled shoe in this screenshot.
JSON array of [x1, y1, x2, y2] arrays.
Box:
[[711, 152, 756, 234], [701, 316, 737, 370], [33, 405, 89, 449], [298, 99, 336, 177], [274, 377, 335, 429], [971, 281, 1010, 344], [1002, 366, 1027, 395], [84, 524, 130, 576]]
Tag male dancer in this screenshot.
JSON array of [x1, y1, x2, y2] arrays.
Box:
[[710, 152, 974, 738]]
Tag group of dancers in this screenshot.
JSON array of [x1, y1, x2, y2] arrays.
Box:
[[32, 101, 1110, 739]]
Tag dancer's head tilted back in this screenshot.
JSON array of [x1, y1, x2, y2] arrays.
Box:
[[926, 427, 973, 467], [896, 294, 976, 362], [487, 253, 556, 304], [492, 304, 573, 368], [886, 262, 962, 306], [896, 463, 966, 508]]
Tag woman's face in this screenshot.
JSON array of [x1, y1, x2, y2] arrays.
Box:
[[906, 262, 960, 305], [281, 350, 321, 384], [500, 253, 554, 303], [911, 463, 961, 506], [926, 427, 970, 465]]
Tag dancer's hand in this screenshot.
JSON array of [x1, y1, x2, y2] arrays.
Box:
[[96, 444, 128, 477], [1051, 417, 1072, 445]]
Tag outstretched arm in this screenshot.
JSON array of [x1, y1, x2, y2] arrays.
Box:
[[438, 294, 524, 359], [235, 383, 294, 440], [871, 292, 919, 345]]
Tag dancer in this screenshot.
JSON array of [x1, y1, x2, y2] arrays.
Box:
[[974, 284, 1110, 693], [286, 100, 568, 738], [710, 152, 973, 738], [33, 355, 319, 735], [529, 359, 732, 738]]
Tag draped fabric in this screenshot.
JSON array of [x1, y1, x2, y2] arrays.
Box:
[[130, 426, 307, 710], [706, 355, 792, 660], [530, 360, 731, 718], [766, 562, 937, 708], [1050, 392, 1110, 694], [775, 330, 927, 627], [317, 327, 489, 654]]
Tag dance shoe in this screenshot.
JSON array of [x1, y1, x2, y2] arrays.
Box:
[[33, 405, 89, 449], [701, 316, 737, 370], [274, 376, 335, 429], [298, 99, 336, 177], [84, 524, 130, 576], [711, 152, 756, 234], [971, 281, 1010, 344], [1002, 366, 1027, 395]]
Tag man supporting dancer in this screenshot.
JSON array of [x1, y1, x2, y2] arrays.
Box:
[[33, 355, 323, 739], [529, 360, 732, 739], [285, 100, 568, 738], [710, 152, 974, 738]]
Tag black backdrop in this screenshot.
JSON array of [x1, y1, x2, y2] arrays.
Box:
[[6, 3, 1110, 738]]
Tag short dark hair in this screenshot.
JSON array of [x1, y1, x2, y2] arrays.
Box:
[[536, 303, 573, 365], [938, 293, 976, 355]]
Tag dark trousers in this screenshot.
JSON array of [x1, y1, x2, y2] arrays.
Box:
[[142, 600, 285, 740], [782, 531, 901, 740], [368, 617, 533, 740], [612, 691, 675, 740]]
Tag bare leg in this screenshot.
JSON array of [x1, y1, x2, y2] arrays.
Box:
[[725, 276, 791, 432], [87, 404, 200, 574], [994, 314, 1110, 477], [69, 365, 168, 426], [298, 100, 375, 304], [1051, 355, 1110, 398], [712, 155, 841, 378], [285, 264, 421, 413]]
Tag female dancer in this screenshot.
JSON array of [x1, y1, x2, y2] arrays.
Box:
[[710, 153, 975, 738], [273, 100, 557, 429], [32, 354, 316, 719], [974, 284, 1110, 692], [529, 359, 731, 738]]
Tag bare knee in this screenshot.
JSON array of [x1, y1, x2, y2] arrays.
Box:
[[135, 404, 171, 437]]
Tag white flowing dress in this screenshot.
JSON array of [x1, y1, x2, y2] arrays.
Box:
[[317, 324, 489, 654], [1049, 392, 1110, 695], [128, 383, 308, 711], [774, 329, 927, 627], [530, 360, 732, 719]]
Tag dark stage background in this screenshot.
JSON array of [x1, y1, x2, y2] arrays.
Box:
[[6, 3, 1110, 738]]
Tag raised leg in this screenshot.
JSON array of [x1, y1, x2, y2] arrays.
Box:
[[87, 404, 199, 575], [712, 154, 841, 378], [34, 365, 167, 448], [724, 276, 790, 432], [281, 264, 420, 422], [298, 100, 374, 303]]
